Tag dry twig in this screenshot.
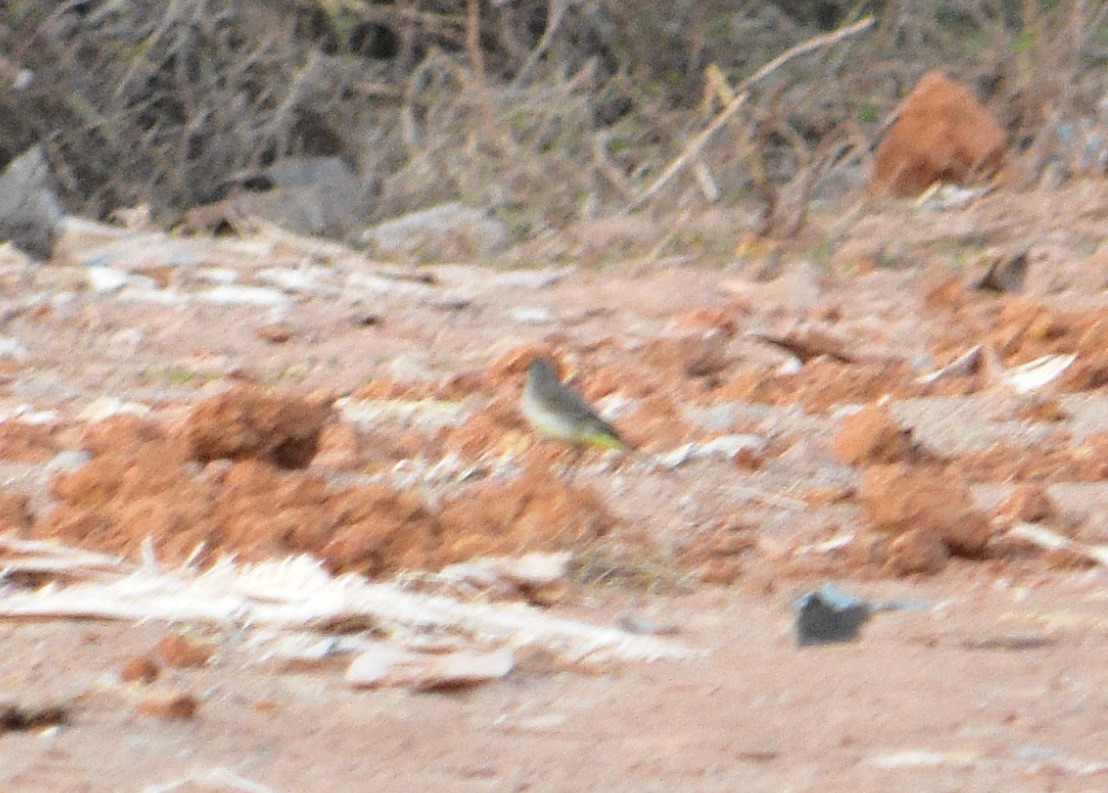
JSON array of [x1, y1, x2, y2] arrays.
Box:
[[624, 15, 874, 213]]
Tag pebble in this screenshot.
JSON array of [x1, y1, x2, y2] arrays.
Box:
[[196, 285, 291, 308], [346, 272, 431, 297], [0, 336, 29, 359], [85, 266, 132, 294], [487, 267, 573, 290], [46, 450, 92, 473], [509, 305, 555, 325], [255, 267, 323, 294], [77, 396, 151, 422], [194, 267, 239, 284]]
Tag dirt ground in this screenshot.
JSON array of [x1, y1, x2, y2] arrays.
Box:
[[0, 180, 1106, 791]]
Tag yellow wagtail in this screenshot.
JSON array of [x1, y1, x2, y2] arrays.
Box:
[[521, 356, 627, 452]]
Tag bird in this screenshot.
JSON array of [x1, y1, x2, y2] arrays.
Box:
[[521, 356, 628, 452]]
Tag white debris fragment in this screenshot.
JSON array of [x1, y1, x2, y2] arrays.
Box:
[[0, 548, 692, 664], [194, 267, 240, 284], [196, 285, 292, 308], [77, 396, 151, 422], [439, 552, 572, 593], [656, 434, 767, 469], [255, 267, 324, 294], [0, 335, 29, 359], [336, 396, 474, 431], [85, 265, 133, 294], [46, 450, 92, 473], [869, 748, 982, 769], [1002, 353, 1076, 394], [917, 345, 983, 384], [509, 305, 555, 325], [345, 643, 515, 690], [1006, 522, 1108, 566]]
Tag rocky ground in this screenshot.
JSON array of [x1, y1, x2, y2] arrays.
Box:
[[0, 179, 1106, 791]]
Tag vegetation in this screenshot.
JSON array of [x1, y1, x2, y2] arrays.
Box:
[[1, 1, 1105, 238]]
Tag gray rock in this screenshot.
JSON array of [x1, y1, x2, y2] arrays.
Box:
[[359, 203, 510, 260], [796, 584, 871, 646], [262, 156, 358, 190], [186, 156, 373, 239], [0, 147, 64, 261]]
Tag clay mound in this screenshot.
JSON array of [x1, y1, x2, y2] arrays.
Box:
[[834, 404, 917, 466], [183, 386, 331, 469], [872, 71, 1007, 197], [0, 420, 60, 462], [37, 416, 616, 577], [717, 359, 919, 412], [859, 462, 992, 576]]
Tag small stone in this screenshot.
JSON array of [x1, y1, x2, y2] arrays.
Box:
[[255, 268, 321, 293], [351, 312, 382, 327], [995, 484, 1058, 526], [154, 634, 215, 668], [0, 420, 59, 462], [195, 267, 239, 284], [85, 266, 132, 294], [886, 527, 949, 576], [257, 323, 293, 344], [796, 584, 871, 645], [644, 332, 729, 377], [860, 463, 992, 557], [509, 306, 555, 325], [358, 202, 510, 260], [0, 491, 33, 533], [486, 268, 570, 290], [136, 692, 199, 720], [971, 249, 1029, 294], [76, 397, 151, 423], [1013, 397, 1067, 423], [0, 336, 29, 360], [311, 422, 365, 472], [695, 557, 744, 585], [835, 404, 915, 466], [670, 308, 738, 337], [120, 655, 161, 684], [0, 701, 69, 732], [345, 643, 515, 690]]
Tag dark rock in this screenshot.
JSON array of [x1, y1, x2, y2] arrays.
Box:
[[796, 583, 871, 646]]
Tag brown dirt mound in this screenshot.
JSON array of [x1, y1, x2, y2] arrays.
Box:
[[36, 413, 617, 577], [183, 386, 331, 469], [859, 462, 993, 575]]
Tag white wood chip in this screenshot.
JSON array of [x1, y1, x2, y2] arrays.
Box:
[[0, 544, 690, 663]]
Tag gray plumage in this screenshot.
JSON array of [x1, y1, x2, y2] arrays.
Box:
[[522, 357, 625, 448]]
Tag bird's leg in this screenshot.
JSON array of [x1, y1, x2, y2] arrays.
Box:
[[564, 444, 586, 483]]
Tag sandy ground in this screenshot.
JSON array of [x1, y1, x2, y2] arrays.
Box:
[[0, 181, 1106, 791]]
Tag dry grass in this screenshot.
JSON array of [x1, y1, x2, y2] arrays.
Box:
[[572, 535, 692, 594], [1, 1, 1106, 241]]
